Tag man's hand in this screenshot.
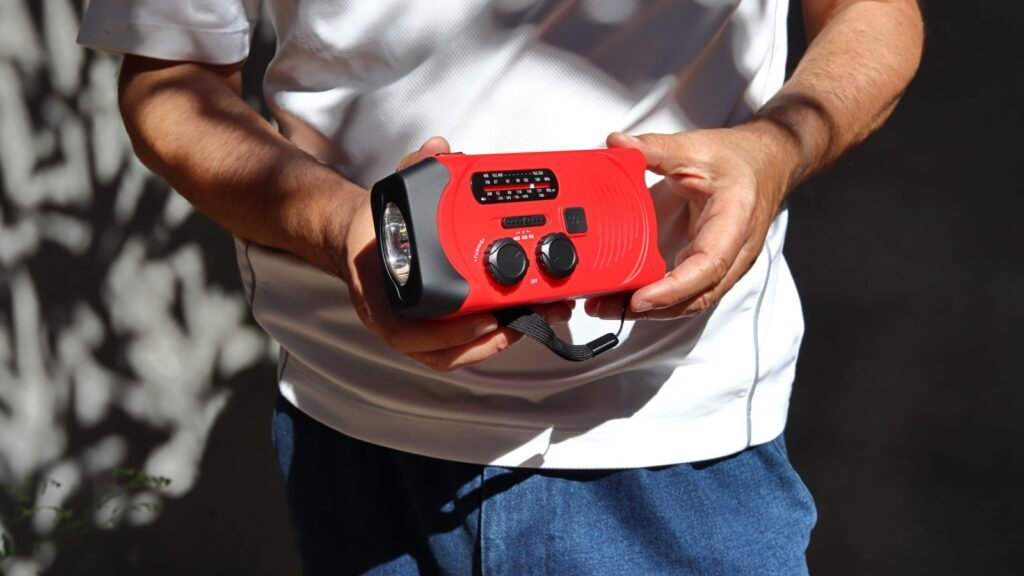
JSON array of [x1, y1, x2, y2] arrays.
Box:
[[118, 57, 571, 371], [340, 137, 574, 372], [586, 125, 795, 320], [588, 0, 922, 321]]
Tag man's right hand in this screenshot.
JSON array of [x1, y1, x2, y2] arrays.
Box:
[[337, 137, 573, 372], [117, 57, 569, 372]]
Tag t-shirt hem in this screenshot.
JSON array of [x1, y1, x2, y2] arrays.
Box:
[[279, 369, 790, 470]]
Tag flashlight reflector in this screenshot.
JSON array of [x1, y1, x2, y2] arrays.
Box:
[[382, 202, 412, 286]]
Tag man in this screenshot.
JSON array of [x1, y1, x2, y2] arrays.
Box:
[[79, 0, 922, 573]]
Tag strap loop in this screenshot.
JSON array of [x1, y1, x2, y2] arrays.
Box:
[[494, 304, 624, 362]]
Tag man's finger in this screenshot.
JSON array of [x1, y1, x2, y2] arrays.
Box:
[[381, 311, 501, 354], [584, 295, 640, 320], [396, 136, 451, 171], [413, 328, 523, 372], [411, 301, 576, 369], [532, 301, 575, 325], [608, 131, 704, 177], [629, 199, 747, 313]]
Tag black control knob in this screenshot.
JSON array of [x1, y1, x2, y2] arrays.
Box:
[[536, 233, 578, 279], [486, 238, 529, 285]]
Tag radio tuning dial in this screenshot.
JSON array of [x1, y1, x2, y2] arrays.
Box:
[[486, 238, 529, 286], [536, 233, 578, 279]]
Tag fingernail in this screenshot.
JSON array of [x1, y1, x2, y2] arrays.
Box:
[[475, 321, 499, 337], [634, 300, 653, 312], [618, 133, 641, 145]]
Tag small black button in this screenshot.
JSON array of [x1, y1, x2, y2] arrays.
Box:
[[563, 207, 587, 234]]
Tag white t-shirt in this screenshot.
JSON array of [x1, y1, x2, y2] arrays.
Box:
[[80, 0, 802, 469]]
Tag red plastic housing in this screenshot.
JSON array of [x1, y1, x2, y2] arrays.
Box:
[[430, 148, 664, 318]]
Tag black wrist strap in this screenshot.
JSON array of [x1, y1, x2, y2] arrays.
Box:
[[494, 301, 628, 362]]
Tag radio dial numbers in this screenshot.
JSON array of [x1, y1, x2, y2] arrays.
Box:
[[472, 169, 558, 203]]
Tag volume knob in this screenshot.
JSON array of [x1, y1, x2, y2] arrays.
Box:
[[536, 233, 578, 279], [486, 238, 528, 285]]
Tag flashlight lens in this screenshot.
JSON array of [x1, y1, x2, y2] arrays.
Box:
[[382, 202, 412, 286]]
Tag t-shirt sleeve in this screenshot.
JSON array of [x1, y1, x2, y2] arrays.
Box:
[[77, 0, 262, 65]]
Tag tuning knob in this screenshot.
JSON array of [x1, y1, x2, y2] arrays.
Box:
[[486, 238, 528, 285], [536, 233, 578, 279]]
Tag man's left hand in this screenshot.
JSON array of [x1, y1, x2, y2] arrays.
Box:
[[586, 125, 796, 320]]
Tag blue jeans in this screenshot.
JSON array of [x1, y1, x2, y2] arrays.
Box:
[[272, 395, 816, 575]]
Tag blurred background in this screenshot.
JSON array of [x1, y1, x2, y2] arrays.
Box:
[[0, 0, 1020, 574]]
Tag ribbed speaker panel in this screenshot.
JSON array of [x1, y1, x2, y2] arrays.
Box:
[[573, 165, 650, 283]]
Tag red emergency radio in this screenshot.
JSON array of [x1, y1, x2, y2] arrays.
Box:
[[370, 148, 664, 325]]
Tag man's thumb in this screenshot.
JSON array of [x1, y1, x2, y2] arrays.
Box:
[[397, 136, 452, 171], [606, 132, 676, 175]]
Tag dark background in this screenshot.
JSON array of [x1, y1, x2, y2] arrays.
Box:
[[2, 0, 1022, 574], [785, 1, 1024, 574]]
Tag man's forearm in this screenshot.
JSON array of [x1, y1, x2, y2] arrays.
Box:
[[118, 56, 362, 276], [747, 0, 924, 195]]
